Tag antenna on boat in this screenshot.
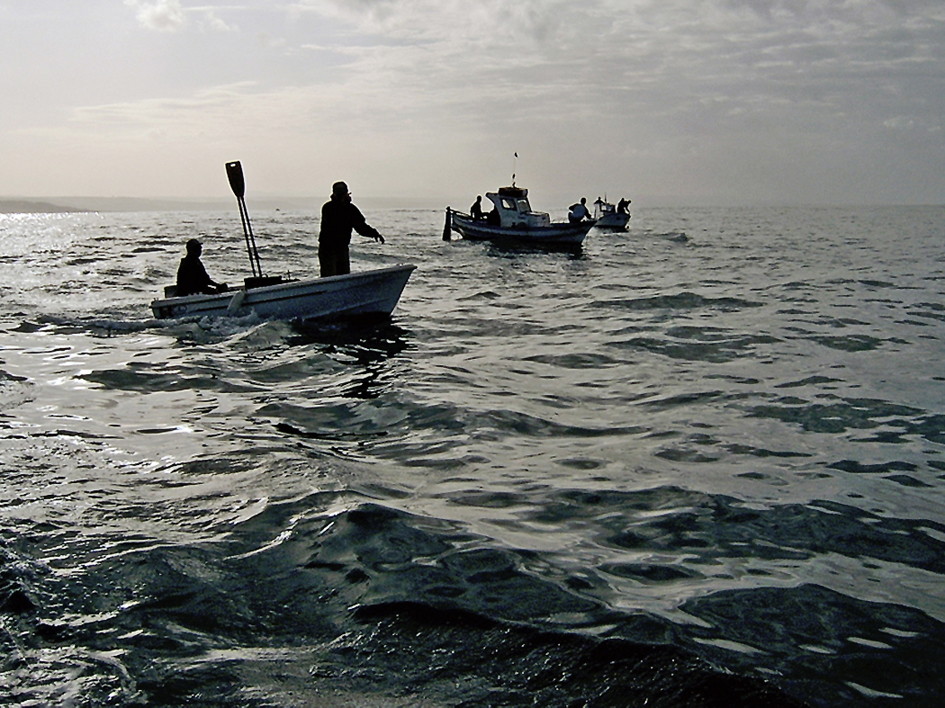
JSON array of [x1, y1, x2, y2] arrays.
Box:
[[225, 160, 263, 279], [511, 152, 518, 187]]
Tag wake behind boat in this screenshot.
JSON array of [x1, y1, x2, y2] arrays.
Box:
[[445, 185, 593, 247], [151, 161, 415, 323]]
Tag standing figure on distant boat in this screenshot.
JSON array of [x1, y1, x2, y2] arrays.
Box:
[[318, 181, 385, 277], [617, 197, 631, 215], [470, 195, 484, 220], [176, 239, 227, 296], [568, 197, 592, 223]]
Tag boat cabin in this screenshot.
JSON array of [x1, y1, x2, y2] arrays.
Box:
[[485, 186, 551, 229], [593, 198, 617, 220]]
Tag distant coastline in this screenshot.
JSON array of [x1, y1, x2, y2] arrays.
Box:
[[0, 195, 449, 213], [0, 197, 232, 213], [0, 199, 88, 214]]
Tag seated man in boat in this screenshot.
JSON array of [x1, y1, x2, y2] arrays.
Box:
[[318, 181, 385, 277], [176, 239, 227, 296], [568, 197, 592, 223], [470, 195, 484, 220]]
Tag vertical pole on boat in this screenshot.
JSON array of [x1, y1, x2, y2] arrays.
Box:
[[225, 160, 263, 278], [443, 207, 452, 241]]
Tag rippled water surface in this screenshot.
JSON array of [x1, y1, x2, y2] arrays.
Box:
[[1, 205, 944, 706]]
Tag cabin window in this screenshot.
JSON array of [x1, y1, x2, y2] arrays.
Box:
[[516, 199, 529, 212], [501, 198, 517, 211]]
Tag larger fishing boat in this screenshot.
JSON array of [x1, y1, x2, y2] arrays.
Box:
[[445, 185, 594, 247]]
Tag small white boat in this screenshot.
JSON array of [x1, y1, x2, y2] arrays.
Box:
[[446, 186, 593, 247], [151, 265, 416, 321], [592, 197, 631, 231]]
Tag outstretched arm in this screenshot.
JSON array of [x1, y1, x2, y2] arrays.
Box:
[[351, 206, 385, 243], [356, 223, 385, 243]]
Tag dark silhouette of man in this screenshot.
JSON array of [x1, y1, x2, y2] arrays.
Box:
[[318, 181, 385, 277], [176, 239, 226, 296], [470, 195, 484, 220], [568, 197, 591, 223]]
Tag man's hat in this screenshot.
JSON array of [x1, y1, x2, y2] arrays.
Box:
[[332, 181, 349, 197]]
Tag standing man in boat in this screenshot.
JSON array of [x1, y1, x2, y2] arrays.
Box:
[[176, 239, 227, 296], [318, 181, 385, 277]]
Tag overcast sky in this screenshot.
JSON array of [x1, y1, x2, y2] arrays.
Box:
[[2, 0, 943, 205]]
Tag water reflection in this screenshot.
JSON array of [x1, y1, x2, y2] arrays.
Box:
[[482, 241, 586, 259], [288, 318, 411, 399]]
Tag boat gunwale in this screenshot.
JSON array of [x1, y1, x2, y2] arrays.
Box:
[[150, 263, 416, 309]]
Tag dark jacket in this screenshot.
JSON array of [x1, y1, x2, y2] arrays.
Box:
[[176, 255, 215, 296], [319, 197, 381, 246]]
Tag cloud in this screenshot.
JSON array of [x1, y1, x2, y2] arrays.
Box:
[[194, 7, 239, 32], [92, 0, 945, 200], [5, 1, 944, 201], [274, 0, 945, 202], [125, 0, 186, 32], [124, 1, 239, 33]]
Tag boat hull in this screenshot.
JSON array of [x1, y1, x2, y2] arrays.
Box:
[[150, 264, 416, 321], [594, 213, 630, 230], [451, 212, 592, 246]]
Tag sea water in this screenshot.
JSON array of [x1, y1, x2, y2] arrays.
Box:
[[1, 205, 943, 706]]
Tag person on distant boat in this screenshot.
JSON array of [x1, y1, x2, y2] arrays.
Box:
[[318, 181, 385, 277], [568, 197, 592, 223], [617, 197, 631, 215], [470, 195, 484, 220], [176, 239, 227, 296]]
